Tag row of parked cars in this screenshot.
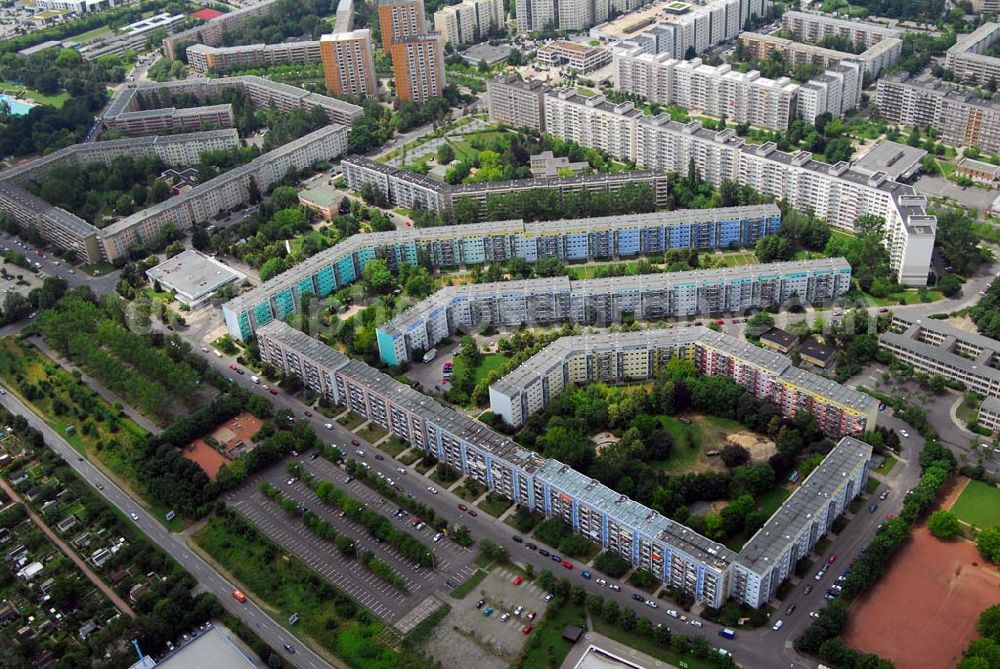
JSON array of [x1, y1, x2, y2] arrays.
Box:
[[476, 590, 538, 635]]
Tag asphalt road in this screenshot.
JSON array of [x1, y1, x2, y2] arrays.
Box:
[[0, 390, 328, 669]]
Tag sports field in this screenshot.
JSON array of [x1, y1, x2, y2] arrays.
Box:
[[845, 526, 1000, 669], [950, 479, 1000, 529]]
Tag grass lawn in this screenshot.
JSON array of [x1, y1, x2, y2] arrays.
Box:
[[952, 479, 1000, 529], [336, 412, 366, 430], [453, 482, 483, 502], [449, 568, 488, 599], [377, 436, 407, 458], [478, 494, 512, 518], [73, 25, 113, 42], [0, 82, 70, 108], [414, 457, 435, 475], [757, 486, 791, 517], [398, 450, 422, 466], [79, 261, 116, 277], [655, 413, 747, 473], [957, 396, 980, 426], [357, 422, 388, 443], [565, 261, 642, 280], [876, 455, 897, 476], [520, 602, 588, 669], [865, 477, 881, 494], [450, 353, 507, 387], [591, 618, 716, 669]]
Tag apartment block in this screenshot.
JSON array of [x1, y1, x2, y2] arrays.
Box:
[[378, 257, 850, 366], [487, 75, 552, 132], [732, 436, 870, 607], [542, 89, 935, 286], [945, 23, 1000, 86], [0, 129, 238, 263], [588, 0, 771, 60], [879, 316, 1000, 399], [738, 31, 901, 78], [105, 76, 363, 130], [221, 204, 780, 341], [378, 0, 428, 49], [341, 155, 670, 213], [490, 326, 876, 437], [186, 41, 322, 74], [979, 396, 1000, 432], [320, 30, 378, 99], [164, 0, 279, 59], [875, 74, 1000, 154], [390, 33, 446, 103], [780, 10, 901, 50], [613, 49, 799, 131], [796, 60, 862, 123], [537, 41, 613, 73], [0, 122, 348, 265], [433, 0, 501, 47]]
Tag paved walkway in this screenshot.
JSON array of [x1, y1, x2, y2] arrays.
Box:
[[0, 476, 136, 618]]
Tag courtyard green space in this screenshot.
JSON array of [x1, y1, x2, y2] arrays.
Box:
[[520, 602, 589, 669], [450, 352, 507, 388], [656, 413, 750, 473], [952, 479, 1000, 529], [378, 436, 408, 457]]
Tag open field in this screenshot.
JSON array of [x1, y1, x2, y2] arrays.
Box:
[[0, 82, 70, 108], [450, 353, 506, 387], [844, 526, 1000, 669], [951, 478, 1000, 529], [657, 413, 773, 473]]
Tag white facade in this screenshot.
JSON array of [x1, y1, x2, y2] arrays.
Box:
[[543, 89, 935, 286], [613, 49, 798, 131]]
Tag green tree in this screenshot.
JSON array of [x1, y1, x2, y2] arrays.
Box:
[[927, 510, 961, 539], [437, 143, 455, 164], [362, 259, 395, 294], [270, 185, 300, 210], [978, 527, 1000, 563]]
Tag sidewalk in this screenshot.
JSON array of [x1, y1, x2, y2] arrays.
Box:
[[0, 476, 136, 619]]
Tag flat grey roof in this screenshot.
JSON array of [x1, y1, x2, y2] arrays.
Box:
[[736, 436, 872, 575], [852, 140, 927, 180], [981, 395, 1000, 415], [146, 250, 242, 299], [151, 626, 256, 669]]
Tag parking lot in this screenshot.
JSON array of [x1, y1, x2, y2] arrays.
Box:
[[427, 567, 552, 668], [227, 454, 478, 624]]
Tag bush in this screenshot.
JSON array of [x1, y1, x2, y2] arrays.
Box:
[[592, 551, 631, 578]]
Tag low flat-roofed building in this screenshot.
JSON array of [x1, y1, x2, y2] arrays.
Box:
[[135, 626, 256, 669], [979, 396, 1000, 432], [537, 41, 611, 73], [880, 315, 1000, 398], [957, 158, 1000, 187], [460, 42, 512, 66], [760, 327, 798, 354], [145, 250, 245, 307], [799, 336, 836, 368], [852, 140, 927, 182], [298, 187, 343, 220]]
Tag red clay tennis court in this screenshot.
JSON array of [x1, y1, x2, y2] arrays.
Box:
[[844, 526, 1000, 669]]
